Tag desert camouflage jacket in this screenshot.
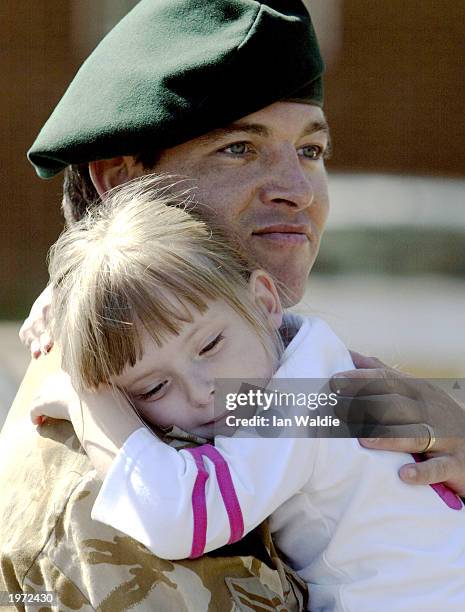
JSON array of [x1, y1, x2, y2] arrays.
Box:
[[0, 416, 308, 611]]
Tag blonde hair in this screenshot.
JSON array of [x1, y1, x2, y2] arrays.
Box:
[[48, 175, 282, 391]]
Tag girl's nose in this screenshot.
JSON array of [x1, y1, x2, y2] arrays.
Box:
[[186, 376, 215, 409]]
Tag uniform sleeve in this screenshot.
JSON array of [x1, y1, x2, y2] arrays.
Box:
[[92, 427, 317, 560]]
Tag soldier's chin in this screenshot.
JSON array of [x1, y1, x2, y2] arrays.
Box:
[[275, 274, 308, 308]]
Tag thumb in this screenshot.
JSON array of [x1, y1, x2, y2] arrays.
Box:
[[349, 350, 386, 369]]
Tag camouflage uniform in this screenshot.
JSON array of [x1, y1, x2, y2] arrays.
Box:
[[0, 362, 307, 612], [4, 1, 323, 605]]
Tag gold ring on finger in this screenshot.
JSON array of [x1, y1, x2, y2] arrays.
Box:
[[420, 423, 436, 453]]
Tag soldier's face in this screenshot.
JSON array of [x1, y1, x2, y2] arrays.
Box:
[[146, 102, 331, 306]]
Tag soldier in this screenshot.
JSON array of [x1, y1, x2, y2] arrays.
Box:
[[2, 1, 465, 610]]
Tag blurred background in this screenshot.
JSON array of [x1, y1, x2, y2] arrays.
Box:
[[1, 0, 464, 423]]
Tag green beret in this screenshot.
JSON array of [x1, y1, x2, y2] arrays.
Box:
[[28, 0, 324, 179]]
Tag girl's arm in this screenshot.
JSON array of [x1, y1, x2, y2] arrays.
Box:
[[68, 388, 142, 479], [32, 375, 317, 560], [30, 372, 141, 478], [91, 415, 317, 560]]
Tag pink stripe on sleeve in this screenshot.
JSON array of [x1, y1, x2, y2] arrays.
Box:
[[185, 447, 209, 558], [186, 444, 245, 557], [197, 445, 245, 545]]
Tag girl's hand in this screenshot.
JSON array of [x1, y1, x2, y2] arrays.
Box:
[[30, 370, 79, 425], [30, 370, 143, 478], [71, 386, 143, 479], [19, 285, 54, 359]]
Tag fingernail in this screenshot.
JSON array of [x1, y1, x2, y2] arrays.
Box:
[[404, 467, 417, 480], [362, 438, 379, 445], [331, 377, 350, 393]]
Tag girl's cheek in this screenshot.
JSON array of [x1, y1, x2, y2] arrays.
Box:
[[135, 402, 166, 428]]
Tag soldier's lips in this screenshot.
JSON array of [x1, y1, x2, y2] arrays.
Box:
[[252, 225, 310, 245]]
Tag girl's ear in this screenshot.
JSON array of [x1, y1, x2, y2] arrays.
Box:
[[248, 270, 283, 330], [89, 156, 145, 198]]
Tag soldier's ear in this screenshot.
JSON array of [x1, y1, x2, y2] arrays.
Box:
[[89, 156, 144, 198]]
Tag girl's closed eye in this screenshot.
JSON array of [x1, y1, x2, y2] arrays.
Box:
[[136, 379, 169, 402], [199, 332, 224, 356]]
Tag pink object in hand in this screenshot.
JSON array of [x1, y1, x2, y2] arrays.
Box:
[[412, 453, 463, 510]]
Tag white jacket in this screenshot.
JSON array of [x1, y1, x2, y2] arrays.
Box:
[[93, 315, 465, 611]]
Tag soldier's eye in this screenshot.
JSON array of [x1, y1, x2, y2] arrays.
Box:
[[221, 142, 251, 155], [299, 145, 323, 160]]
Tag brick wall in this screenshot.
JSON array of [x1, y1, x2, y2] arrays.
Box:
[[1, 1, 463, 317]]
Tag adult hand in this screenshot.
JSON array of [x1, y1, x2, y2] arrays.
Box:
[[331, 351, 465, 496], [19, 285, 54, 359]]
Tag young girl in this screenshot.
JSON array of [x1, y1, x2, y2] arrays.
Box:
[[34, 176, 465, 612]]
